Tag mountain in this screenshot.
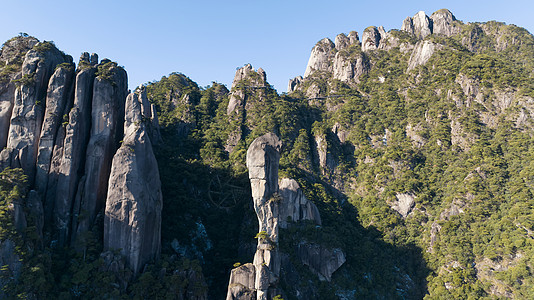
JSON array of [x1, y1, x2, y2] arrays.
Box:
[[1, 8, 534, 299]]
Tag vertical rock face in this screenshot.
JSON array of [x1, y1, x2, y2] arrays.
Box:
[[412, 11, 433, 39], [247, 133, 282, 300], [361, 26, 382, 52], [0, 36, 39, 151], [304, 38, 335, 77], [401, 16, 415, 35], [104, 87, 162, 274], [278, 178, 321, 228], [71, 62, 128, 246], [0, 43, 67, 182], [49, 65, 96, 245], [35, 65, 74, 196]]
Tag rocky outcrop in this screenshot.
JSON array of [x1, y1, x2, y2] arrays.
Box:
[[430, 9, 459, 37], [0, 36, 39, 151], [315, 134, 337, 175], [335, 33, 350, 50], [287, 76, 302, 93], [391, 193, 416, 218], [228, 133, 345, 299], [48, 62, 96, 246], [361, 26, 382, 52], [103, 87, 162, 274], [402, 11, 433, 39], [407, 41, 443, 71], [278, 178, 321, 228], [304, 38, 335, 77], [332, 51, 368, 83], [226, 263, 256, 300], [0, 42, 68, 182], [247, 133, 282, 300], [71, 61, 128, 247], [35, 64, 74, 197], [296, 242, 346, 281]]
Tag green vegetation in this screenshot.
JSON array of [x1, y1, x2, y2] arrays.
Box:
[[1, 16, 534, 299]]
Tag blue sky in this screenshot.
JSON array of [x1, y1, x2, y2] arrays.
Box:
[[1, 1, 533, 92]]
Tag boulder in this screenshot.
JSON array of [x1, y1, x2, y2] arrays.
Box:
[[226, 263, 256, 300]]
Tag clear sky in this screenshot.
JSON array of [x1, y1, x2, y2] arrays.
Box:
[[1, 1, 533, 93]]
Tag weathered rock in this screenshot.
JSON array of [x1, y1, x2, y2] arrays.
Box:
[[296, 242, 346, 281], [246, 133, 282, 299], [332, 51, 368, 83], [391, 192, 416, 218], [0, 37, 39, 150], [361, 26, 382, 52], [48, 66, 95, 246], [407, 41, 443, 71], [401, 16, 415, 35], [103, 88, 162, 274], [278, 178, 321, 228], [287, 76, 302, 93], [226, 263, 256, 300], [90, 53, 98, 66], [227, 64, 267, 115], [335, 33, 350, 50], [348, 31, 360, 45], [35, 64, 74, 197], [430, 9, 458, 37], [72, 63, 127, 247], [412, 11, 433, 39], [304, 38, 335, 77], [0, 43, 67, 182], [315, 134, 336, 175]]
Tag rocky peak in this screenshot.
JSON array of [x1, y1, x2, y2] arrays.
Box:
[[287, 75, 302, 93], [348, 31, 360, 45], [430, 9, 458, 37], [402, 11, 433, 39], [104, 87, 162, 274], [227, 64, 268, 116], [362, 26, 382, 52], [304, 38, 335, 77], [0, 36, 39, 65], [335, 33, 350, 50], [231, 63, 267, 89]]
